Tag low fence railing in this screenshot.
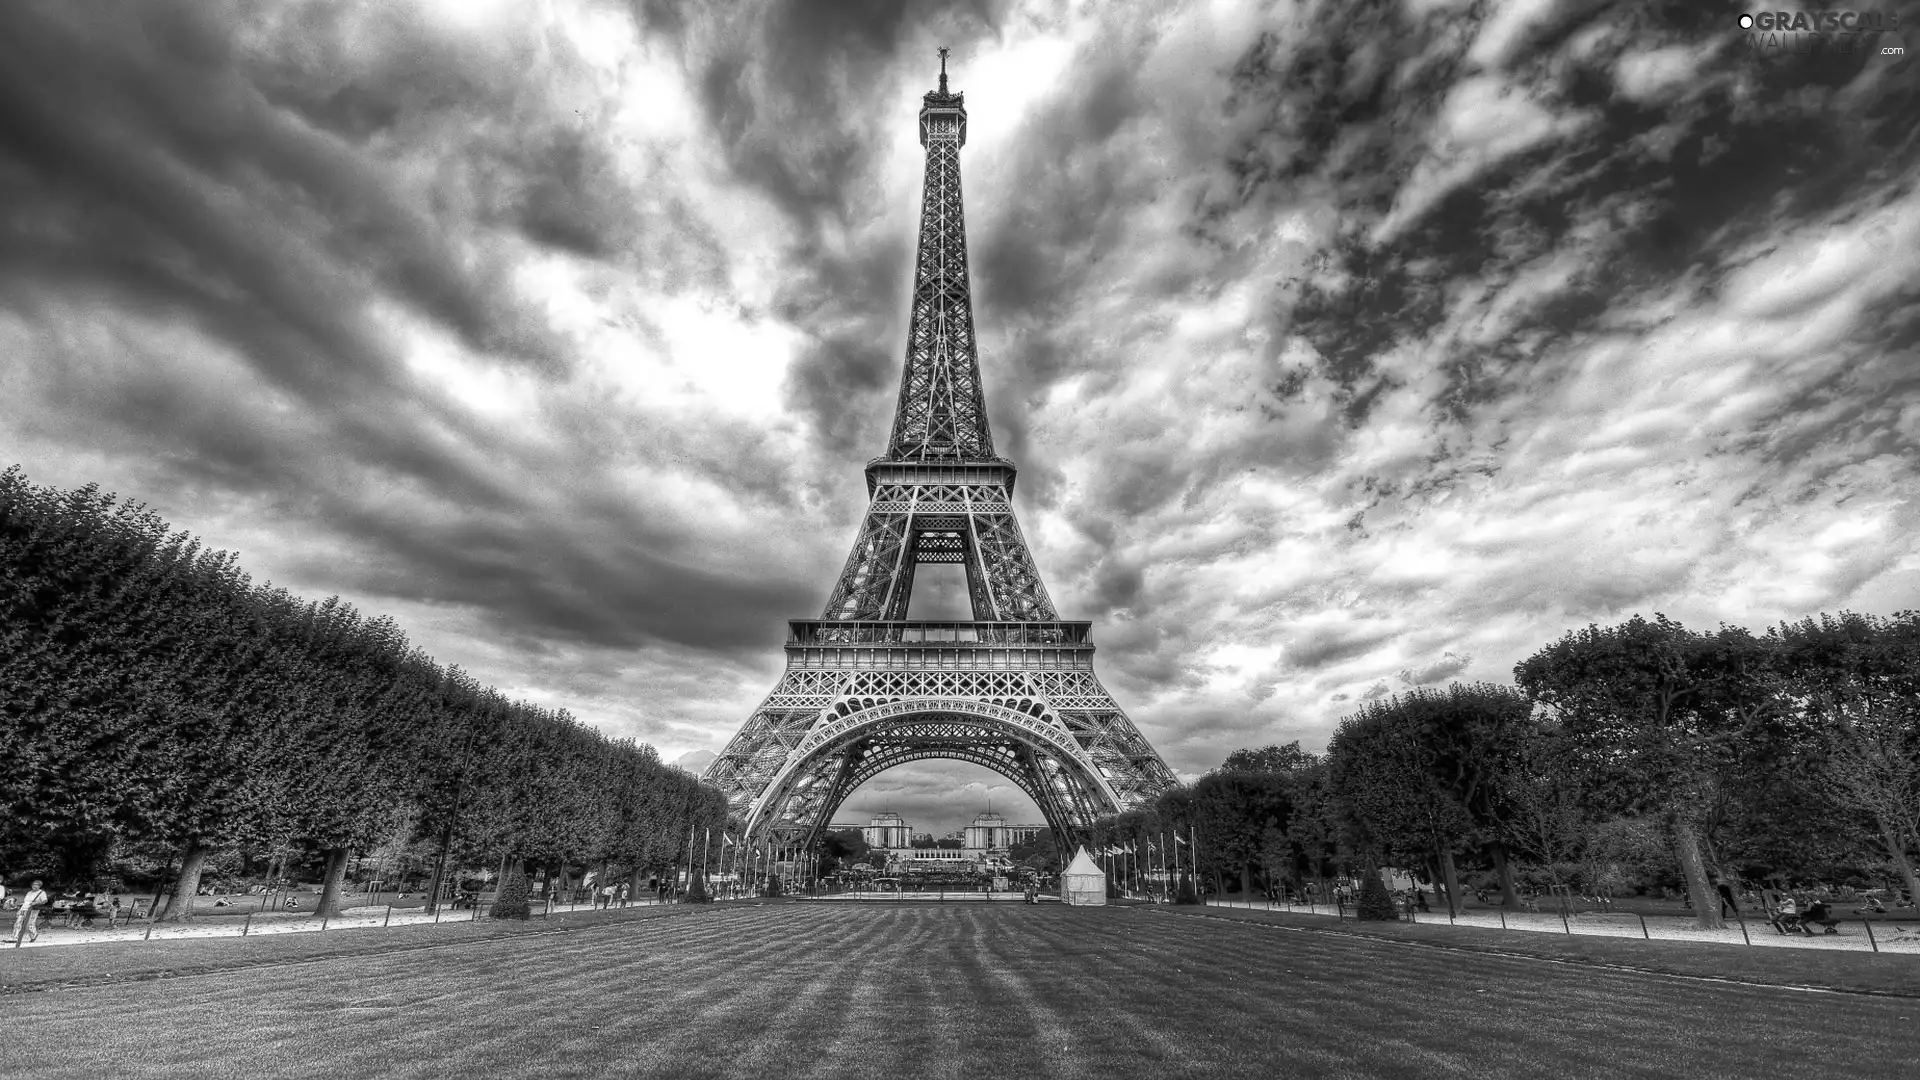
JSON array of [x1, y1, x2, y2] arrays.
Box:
[[1197, 896, 1920, 953], [5, 894, 702, 950]]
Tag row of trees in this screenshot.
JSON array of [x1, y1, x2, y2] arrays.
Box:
[[0, 468, 729, 919], [1090, 611, 1919, 928]]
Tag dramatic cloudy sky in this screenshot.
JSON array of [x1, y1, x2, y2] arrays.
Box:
[[4, 0, 1916, 835]]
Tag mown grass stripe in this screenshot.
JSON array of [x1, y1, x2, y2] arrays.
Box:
[[8, 904, 1912, 1079]]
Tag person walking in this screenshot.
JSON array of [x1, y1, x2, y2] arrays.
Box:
[[7, 880, 49, 943], [1714, 875, 1739, 918]]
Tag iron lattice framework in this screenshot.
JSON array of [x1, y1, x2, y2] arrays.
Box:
[[705, 55, 1178, 856]]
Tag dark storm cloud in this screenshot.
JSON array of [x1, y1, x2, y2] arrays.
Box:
[[1223, 2, 1920, 431], [1285, 622, 1401, 673], [774, 236, 913, 461], [1400, 652, 1472, 687], [0, 0, 829, 656], [0, 2, 581, 374], [6, 0, 1919, 783], [680, 0, 1003, 222]]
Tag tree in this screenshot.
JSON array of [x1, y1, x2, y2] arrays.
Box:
[[1327, 698, 1477, 913], [1487, 724, 1589, 882], [1772, 611, 1920, 903], [1515, 615, 1787, 929], [1395, 683, 1539, 910], [1192, 770, 1296, 896], [816, 829, 869, 877], [1221, 743, 1318, 774], [1009, 832, 1061, 874], [0, 467, 732, 919]]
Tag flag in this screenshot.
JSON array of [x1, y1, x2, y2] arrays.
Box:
[[1175, 834, 1190, 846], [723, 832, 736, 848]]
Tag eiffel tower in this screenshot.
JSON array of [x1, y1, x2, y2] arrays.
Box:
[[705, 52, 1178, 855]]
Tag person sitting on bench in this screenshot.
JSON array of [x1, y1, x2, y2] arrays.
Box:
[[1770, 894, 1802, 935], [1801, 899, 1841, 935]]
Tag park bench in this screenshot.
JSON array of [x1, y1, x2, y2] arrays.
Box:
[[61, 903, 130, 930]]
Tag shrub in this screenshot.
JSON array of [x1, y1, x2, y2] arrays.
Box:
[[1357, 872, 1398, 921], [1175, 874, 1201, 905], [489, 870, 532, 920], [763, 874, 783, 899], [685, 871, 711, 904]]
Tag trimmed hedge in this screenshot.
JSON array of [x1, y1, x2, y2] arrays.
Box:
[[1175, 875, 1200, 905], [490, 871, 532, 920], [1356, 872, 1398, 921]]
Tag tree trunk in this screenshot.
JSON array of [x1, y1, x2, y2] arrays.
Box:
[[157, 843, 209, 923], [424, 852, 447, 915], [1489, 840, 1520, 907], [1671, 817, 1723, 930], [1438, 848, 1463, 917], [1239, 863, 1252, 898], [314, 847, 350, 919], [1876, 818, 1920, 909], [149, 852, 177, 922]]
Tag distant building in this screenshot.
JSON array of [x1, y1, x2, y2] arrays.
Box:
[[863, 812, 913, 850], [963, 812, 1047, 851], [964, 812, 1009, 850], [897, 849, 974, 863]]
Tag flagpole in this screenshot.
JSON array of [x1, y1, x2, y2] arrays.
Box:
[[1159, 826, 1175, 895], [685, 822, 696, 900], [1189, 824, 1199, 903]]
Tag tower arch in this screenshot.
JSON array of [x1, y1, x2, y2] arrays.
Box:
[[744, 698, 1126, 850]]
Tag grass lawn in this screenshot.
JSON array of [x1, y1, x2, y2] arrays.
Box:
[[2, 903, 1914, 1078], [1181, 904, 1920, 996]]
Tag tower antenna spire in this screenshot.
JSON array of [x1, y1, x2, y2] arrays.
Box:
[[937, 46, 949, 94]]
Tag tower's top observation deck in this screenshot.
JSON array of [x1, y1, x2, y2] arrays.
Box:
[[920, 46, 966, 147]]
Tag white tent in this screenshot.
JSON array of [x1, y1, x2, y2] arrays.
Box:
[[1062, 847, 1106, 907]]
